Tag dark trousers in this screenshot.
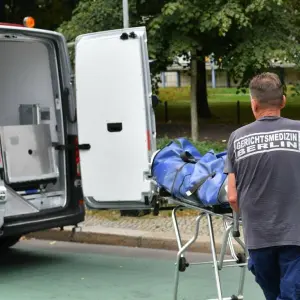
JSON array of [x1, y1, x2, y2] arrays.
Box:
[[248, 246, 300, 300]]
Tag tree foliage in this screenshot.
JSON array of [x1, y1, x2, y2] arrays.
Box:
[[58, 0, 164, 89], [59, 0, 300, 91], [58, 0, 300, 138], [0, 0, 78, 30], [58, 0, 137, 40], [140, 0, 300, 85]]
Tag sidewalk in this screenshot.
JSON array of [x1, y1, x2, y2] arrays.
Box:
[[27, 211, 244, 254]]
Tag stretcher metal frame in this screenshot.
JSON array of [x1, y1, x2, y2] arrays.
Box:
[[164, 196, 249, 300]]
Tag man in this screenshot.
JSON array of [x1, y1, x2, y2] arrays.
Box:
[[224, 72, 300, 300]]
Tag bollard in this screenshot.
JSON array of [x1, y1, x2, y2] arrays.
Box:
[[236, 100, 240, 125], [164, 101, 169, 123]]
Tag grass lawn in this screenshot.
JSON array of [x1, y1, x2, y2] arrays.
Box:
[[155, 86, 300, 125], [156, 137, 227, 152]]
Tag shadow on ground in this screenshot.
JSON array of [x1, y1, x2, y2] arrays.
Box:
[[0, 247, 67, 272]]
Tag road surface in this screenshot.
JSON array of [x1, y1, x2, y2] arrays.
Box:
[[0, 239, 264, 300]]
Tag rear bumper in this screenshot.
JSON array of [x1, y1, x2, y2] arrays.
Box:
[[1, 206, 85, 237]]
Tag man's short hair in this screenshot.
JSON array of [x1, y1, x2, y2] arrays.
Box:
[[249, 72, 284, 107]]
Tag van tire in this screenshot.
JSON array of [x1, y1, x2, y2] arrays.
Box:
[[0, 235, 21, 251]]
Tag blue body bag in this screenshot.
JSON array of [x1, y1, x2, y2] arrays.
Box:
[[151, 138, 228, 206]]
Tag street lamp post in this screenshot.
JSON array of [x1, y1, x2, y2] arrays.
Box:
[[123, 0, 129, 28], [210, 54, 216, 88]]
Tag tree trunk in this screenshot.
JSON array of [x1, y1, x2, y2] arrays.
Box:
[[190, 52, 199, 142], [196, 49, 212, 118]]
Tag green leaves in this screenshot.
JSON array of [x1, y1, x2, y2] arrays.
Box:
[[58, 0, 300, 92], [162, 2, 180, 16], [1, 0, 78, 30], [58, 0, 126, 42]]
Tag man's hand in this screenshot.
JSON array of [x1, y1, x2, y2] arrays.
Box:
[[228, 173, 239, 212]]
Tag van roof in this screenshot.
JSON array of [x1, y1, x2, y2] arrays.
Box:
[[0, 22, 24, 27], [0, 24, 64, 39]]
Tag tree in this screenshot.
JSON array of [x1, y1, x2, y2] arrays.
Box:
[[138, 0, 300, 139], [58, 0, 161, 86], [0, 0, 78, 30], [0, 0, 5, 21], [59, 0, 300, 141], [59, 0, 137, 39]]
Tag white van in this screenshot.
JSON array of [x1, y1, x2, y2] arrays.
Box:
[[0, 19, 157, 250]]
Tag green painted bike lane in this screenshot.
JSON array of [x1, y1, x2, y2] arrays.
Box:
[[0, 240, 264, 300]]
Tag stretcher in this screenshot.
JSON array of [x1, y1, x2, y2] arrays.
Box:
[[151, 139, 249, 300]]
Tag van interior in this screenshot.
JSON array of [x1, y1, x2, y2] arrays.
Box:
[[0, 33, 67, 217]]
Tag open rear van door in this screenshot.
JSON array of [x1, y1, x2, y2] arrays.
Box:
[[75, 27, 156, 210]]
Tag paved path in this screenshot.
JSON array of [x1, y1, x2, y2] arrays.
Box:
[[84, 212, 243, 239], [1, 240, 263, 300], [29, 211, 244, 253]]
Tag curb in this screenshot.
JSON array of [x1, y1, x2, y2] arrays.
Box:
[[26, 228, 244, 255]]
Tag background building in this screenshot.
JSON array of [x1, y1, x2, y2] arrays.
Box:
[[159, 59, 298, 88]]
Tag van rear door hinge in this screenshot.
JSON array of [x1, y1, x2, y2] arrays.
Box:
[[53, 143, 91, 151]]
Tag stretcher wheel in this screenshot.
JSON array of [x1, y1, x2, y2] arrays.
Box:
[[231, 295, 238, 300], [152, 197, 160, 216], [179, 257, 189, 272], [236, 253, 246, 264], [153, 209, 159, 216], [232, 230, 240, 237]]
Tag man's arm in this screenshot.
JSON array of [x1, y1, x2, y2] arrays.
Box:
[[224, 133, 239, 212], [227, 173, 239, 212]]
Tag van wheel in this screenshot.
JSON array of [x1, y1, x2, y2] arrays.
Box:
[[0, 235, 21, 251]]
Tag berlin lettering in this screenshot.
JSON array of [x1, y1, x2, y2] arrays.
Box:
[[234, 130, 300, 160]]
